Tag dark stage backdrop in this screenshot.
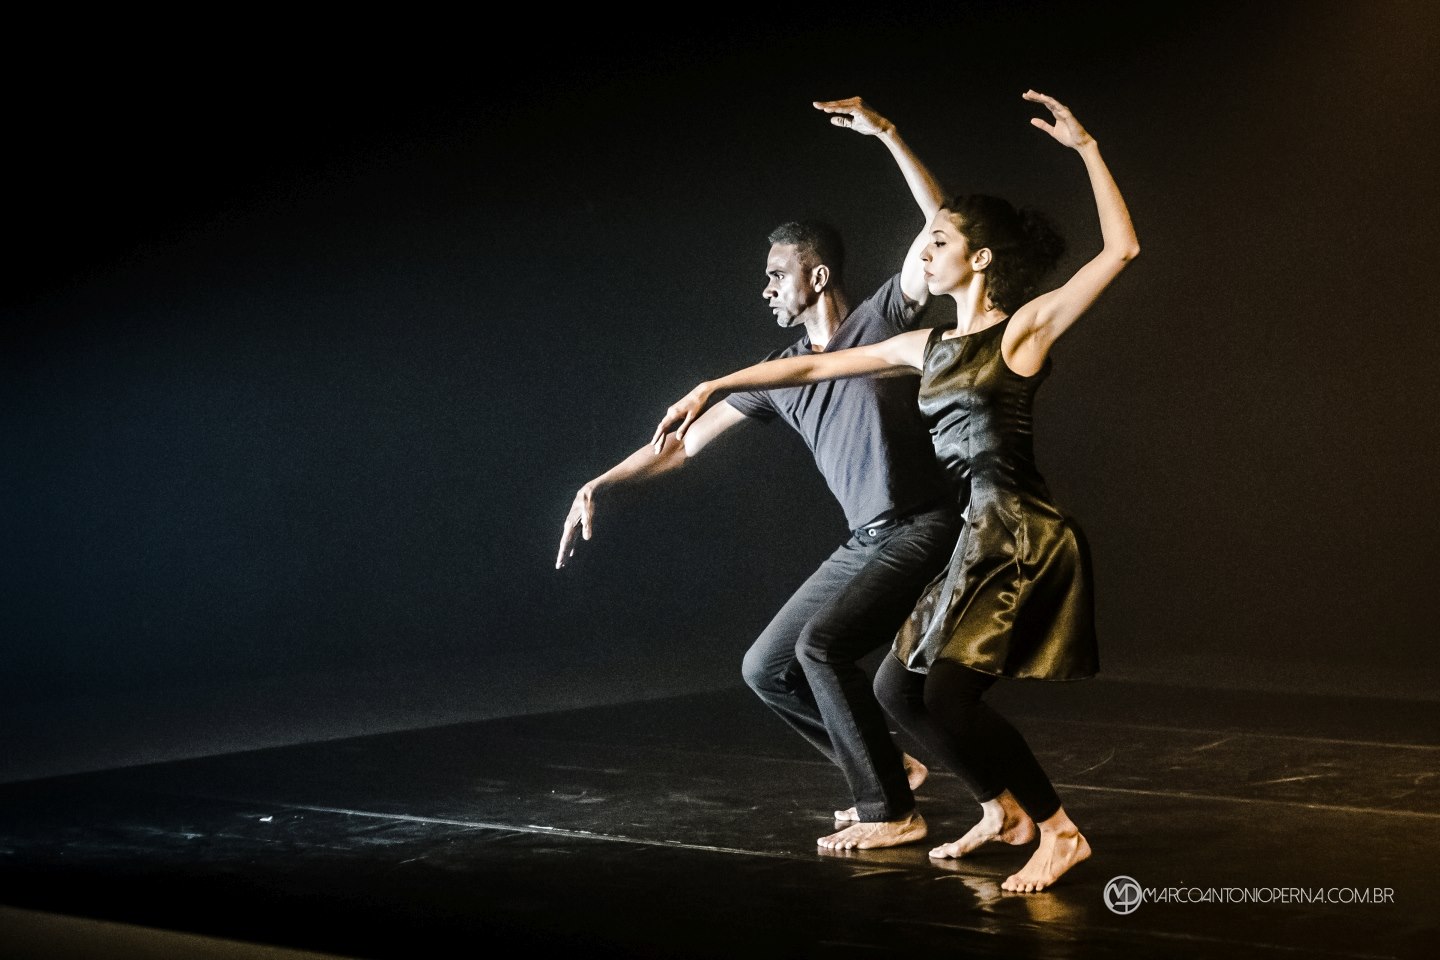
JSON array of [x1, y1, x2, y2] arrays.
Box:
[[5, 2, 1439, 777]]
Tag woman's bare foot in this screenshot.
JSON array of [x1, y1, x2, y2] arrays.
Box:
[[927, 792, 1036, 859], [1001, 807, 1091, 893], [817, 811, 928, 850], [903, 752, 928, 791], [834, 754, 930, 821]]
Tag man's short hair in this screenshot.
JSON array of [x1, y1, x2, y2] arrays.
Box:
[[768, 221, 845, 288]]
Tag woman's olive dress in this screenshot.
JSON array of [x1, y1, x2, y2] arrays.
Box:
[[893, 321, 1099, 680]]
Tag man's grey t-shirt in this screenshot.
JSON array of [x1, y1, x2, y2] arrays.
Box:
[[725, 274, 950, 530]]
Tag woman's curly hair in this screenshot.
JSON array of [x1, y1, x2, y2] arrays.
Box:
[[942, 195, 1065, 313]]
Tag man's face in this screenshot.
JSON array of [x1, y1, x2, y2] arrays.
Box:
[[762, 243, 820, 327]]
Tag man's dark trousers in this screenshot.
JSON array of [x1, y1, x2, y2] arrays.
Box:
[[740, 503, 959, 820]]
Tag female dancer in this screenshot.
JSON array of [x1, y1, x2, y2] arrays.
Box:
[[652, 91, 1138, 893]]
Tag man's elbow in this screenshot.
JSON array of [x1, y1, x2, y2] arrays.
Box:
[[680, 433, 705, 459]]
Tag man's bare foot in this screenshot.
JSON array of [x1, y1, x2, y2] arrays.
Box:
[[834, 754, 929, 821], [1002, 828, 1091, 893], [817, 812, 928, 850], [928, 792, 1036, 859]]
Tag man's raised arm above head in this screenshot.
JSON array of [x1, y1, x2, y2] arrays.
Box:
[[555, 401, 747, 569]]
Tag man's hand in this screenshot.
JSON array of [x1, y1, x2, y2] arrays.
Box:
[[813, 97, 894, 137], [556, 485, 596, 569]]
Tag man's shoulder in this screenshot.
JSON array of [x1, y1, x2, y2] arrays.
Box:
[[760, 338, 809, 362], [725, 337, 807, 420], [843, 273, 913, 341]]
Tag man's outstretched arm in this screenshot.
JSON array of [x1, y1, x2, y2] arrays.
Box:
[[813, 97, 947, 309], [556, 401, 748, 568]]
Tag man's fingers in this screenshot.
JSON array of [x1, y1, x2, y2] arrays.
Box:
[[830, 116, 851, 127], [556, 524, 575, 568], [813, 98, 859, 112], [581, 507, 593, 540], [1030, 117, 1055, 135]]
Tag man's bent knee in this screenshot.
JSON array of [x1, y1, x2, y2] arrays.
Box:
[[795, 619, 872, 669], [741, 645, 788, 696]]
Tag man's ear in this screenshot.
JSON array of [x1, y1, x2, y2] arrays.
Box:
[[810, 263, 830, 293]]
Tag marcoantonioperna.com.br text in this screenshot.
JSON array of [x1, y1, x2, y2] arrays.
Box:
[[1142, 886, 1394, 905]]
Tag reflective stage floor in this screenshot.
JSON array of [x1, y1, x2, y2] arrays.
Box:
[[1, 680, 1436, 958]]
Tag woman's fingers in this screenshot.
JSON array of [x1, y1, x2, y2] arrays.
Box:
[[815, 97, 881, 133], [654, 387, 708, 451], [653, 409, 685, 452], [1026, 91, 1087, 146], [675, 410, 697, 443], [1025, 90, 1070, 119]]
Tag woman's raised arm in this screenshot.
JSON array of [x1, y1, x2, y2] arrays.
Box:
[[813, 97, 949, 308], [1005, 91, 1140, 375]]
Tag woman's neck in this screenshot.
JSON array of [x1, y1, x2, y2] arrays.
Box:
[[950, 280, 1007, 336]]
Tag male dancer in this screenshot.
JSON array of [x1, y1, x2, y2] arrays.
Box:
[[557, 102, 959, 850]]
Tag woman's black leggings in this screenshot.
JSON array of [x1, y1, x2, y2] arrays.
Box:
[[874, 655, 1061, 823]]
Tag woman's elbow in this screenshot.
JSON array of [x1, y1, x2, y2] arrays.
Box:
[[1098, 243, 1139, 268]]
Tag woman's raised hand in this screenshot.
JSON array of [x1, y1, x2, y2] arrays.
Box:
[[1024, 90, 1093, 150], [651, 383, 714, 453], [813, 97, 894, 137]]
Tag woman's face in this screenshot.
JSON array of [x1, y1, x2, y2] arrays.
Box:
[[921, 210, 987, 297]]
